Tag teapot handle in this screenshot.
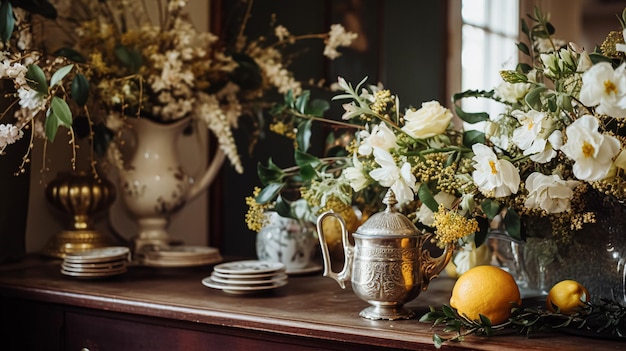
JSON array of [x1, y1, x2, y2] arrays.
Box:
[[420, 232, 455, 291], [316, 211, 353, 289]]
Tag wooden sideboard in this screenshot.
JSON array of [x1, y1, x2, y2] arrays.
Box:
[[0, 257, 623, 351]]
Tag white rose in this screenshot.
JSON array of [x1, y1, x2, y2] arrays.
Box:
[[494, 82, 531, 104], [401, 101, 453, 139]]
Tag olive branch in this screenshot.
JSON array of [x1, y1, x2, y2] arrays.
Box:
[[419, 299, 626, 349]]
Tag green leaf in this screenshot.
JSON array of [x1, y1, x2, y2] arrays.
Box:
[[479, 314, 493, 327], [452, 90, 495, 124], [294, 149, 320, 169], [26, 64, 49, 95], [296, 120, 312, 152], [474, 217, 490, 247], [433, 334, 444, 349], [442, 305, 456, 318], [71, 73, 90, 106], [503, 207, 522, 240], [306, 98, 330, 116], [50, 64, 74, 87], [255, 183, 284, 205], [50, 96, 72, 127], [298, 164, 317, 181], [480, 199, 502, 220], [54, 47, 87, 63], [516, 42, 530, 56], [274, 195, 291, 218], [257, 159, 285, 186], [44, 108, 59, 142], [418, 184, 438, 213], [0, 0, 14, 43], [115, 44, 143, 73], [524, 86, 546, 110], [462, 130, 485, 147], [295, 90, 310, 114]]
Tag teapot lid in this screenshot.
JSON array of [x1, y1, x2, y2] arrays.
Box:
[[355, 189, 420, 237]]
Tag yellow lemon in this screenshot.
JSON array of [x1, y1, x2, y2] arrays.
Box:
[[449, 265, 521, 324], [546, 280, 590, 314]]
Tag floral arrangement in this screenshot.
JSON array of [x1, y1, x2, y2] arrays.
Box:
[[0, 0, 356, 175], [246, 6, 626, 272]]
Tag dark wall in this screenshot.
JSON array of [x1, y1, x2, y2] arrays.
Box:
[[211, 0, 448, 257]]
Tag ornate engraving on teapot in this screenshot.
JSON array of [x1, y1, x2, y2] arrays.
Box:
[[317, 190, 454, 320]]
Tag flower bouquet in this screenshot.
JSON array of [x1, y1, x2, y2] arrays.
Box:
[[0, 0, 357, 176], [247, 6, 626, 299]]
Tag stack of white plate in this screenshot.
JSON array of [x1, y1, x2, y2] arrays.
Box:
[[61, 246, 131, 278], [202, 260, 288, 294], [138, 245, 222, 267]]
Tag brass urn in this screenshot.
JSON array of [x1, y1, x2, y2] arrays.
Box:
[[42, 172, 116, 258], [317, 190, 454, 320]]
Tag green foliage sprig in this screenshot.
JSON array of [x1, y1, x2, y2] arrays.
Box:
[[420, 299, 626, 349]]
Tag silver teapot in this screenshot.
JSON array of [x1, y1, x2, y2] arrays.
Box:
[[317, 190, 454, 320]]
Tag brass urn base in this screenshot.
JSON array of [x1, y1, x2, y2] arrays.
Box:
[[42, 230, 112, 259]]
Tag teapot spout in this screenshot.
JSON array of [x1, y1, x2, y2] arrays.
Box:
[[317, 211, 353, 289]]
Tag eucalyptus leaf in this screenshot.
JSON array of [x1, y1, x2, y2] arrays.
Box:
[[503, 207, 522, 240], [462, 130, 485, 147], [0, 0, 14, 43], [295, 90, 310, 114], [71, 73, 90, 106], [26, 64, 49, 95], [480, 199, 502, 220], [524, 86, 546, 110], [274, 195, 291, 218], [50, 96, 72, 127], [474, 217, 489, 247], [255, 183, 285, 205], [54, 47, 87, 63], [296, 119, 312, 152], [516, 42, 530, 56], [115, 44, 143, 73], [417, 184, 438, 213], [50, 64, 74, 87], [44, 108, 59, 142]]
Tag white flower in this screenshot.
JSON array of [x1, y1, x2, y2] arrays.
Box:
[[323, 24, 357, 59], [579, 62, 626, 118], [511, 110, 546, 152], [17, 87, 45, 111], [561, 115, 621, 182], [274, 25, 290, 41], [494, 81, 531, 103], [471, 143, 520, 197], [369, 147, 417, 205], [401, 101, 453, 139], [357, 123, 397, 156], [529, 130, 562, 163], [0, 124, 24, 149], [415, 191, 456, 226], [343, 153, 368, 192], [524, 172, 580, 213]]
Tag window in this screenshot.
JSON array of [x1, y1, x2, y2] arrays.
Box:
[[459, 0, 519, 119]]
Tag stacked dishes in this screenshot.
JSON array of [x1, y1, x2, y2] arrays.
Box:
[[138, 245, 222, 267], [61, 246, 131, 278], [202, 260, 288, 294]]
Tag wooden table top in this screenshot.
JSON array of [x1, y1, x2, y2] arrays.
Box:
[[0, 257, 623, 350]]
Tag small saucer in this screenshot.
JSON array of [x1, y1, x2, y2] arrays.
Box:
[[286, 264, 323, 275], [201, 276, 287, 294]]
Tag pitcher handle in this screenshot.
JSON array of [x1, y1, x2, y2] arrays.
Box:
[[420, 232, 455, 291], [187, 148, 226, 201], [316, 211, 353, 289]]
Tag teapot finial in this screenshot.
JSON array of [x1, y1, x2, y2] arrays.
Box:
[[383, 189, 398, 213]]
